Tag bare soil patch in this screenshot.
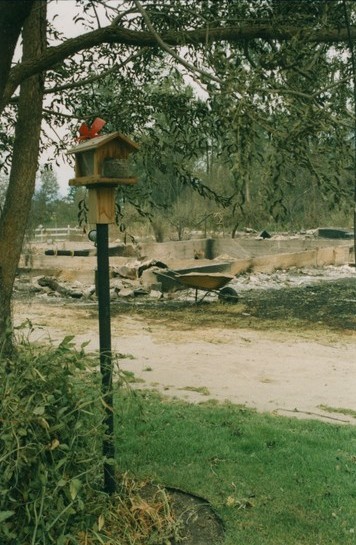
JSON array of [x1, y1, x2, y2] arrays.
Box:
[[14, 274, 356, 424]]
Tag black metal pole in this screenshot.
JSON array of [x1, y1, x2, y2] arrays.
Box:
[[96, 223, 116, 494]]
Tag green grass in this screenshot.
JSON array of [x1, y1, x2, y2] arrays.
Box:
[[116, 391, 356, 545]]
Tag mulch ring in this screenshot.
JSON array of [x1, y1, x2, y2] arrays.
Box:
[[139, 482, 225, 545], [167, 486, 225, 545]]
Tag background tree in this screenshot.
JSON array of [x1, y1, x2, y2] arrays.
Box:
[[55, 185, 88, 226], [66, 2, 355, 237], [29, 166, 60, 229]]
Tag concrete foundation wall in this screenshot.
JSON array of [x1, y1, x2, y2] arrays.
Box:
[[22, 238, 353, 282], [137, 239, 207, 261], [137, 238, 352, 268], [215, 237, 352, 260], [228, 245, 352, 275], [138, 237, 352, 262]]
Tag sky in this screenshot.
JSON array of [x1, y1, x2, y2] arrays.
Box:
[[42, 0, 113, 194], [41, 1, 79, 194]]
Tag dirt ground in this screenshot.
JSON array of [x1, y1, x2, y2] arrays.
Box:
[[13, 273, 356, 425]]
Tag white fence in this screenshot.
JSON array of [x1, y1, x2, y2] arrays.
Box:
[[34, 226, 84, 242]]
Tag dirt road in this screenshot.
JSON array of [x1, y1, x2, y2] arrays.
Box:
[[14, 295, 356, 425]]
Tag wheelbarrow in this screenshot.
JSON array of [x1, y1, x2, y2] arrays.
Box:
[[154, 269, 239, 303]]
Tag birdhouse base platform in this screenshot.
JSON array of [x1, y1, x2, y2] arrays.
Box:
[[69, 176, 137, 187]]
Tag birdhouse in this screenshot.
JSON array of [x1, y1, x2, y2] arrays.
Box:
[[66, 131, 139, 224]]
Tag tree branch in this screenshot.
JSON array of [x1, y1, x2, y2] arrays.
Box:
[[133, 0, 222, 84], [0, 0, 35, 103], [43, 48, 147, 95], [42, 108, 78, 119], [2, 22, 356, 111]]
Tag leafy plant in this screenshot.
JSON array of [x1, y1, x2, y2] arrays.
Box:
[[0, 338, 182, 544], [0, 337, 106, 544]]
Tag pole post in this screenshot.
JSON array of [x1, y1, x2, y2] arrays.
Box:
[[96, 223, 116, 494], [66, 129, 139, 495]]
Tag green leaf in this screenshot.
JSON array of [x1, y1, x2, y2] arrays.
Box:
[[0, 511, 15, 523], [69, 478, 82, 500], [59, 335, 75, 348], [33, 406, 45, 415]]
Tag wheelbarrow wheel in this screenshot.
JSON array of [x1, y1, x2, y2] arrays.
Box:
[[218, 286, 238, 304]]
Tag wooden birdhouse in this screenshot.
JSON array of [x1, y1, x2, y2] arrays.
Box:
[[67, 131, 139, 224]]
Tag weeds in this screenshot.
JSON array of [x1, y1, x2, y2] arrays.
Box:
[[179, 386, 210, 396], [318, 405, 356, 420], [0, 340, 179, 544]]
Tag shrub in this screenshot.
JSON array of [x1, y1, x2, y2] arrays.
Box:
[[0, 336, 106, 544]]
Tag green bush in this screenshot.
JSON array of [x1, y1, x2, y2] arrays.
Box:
[[0, 336, 106, 544]]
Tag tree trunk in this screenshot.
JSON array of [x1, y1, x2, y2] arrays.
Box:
[[0, 0, 46, 355], [231, 221, 239, 239], [0, 0, 35, 112]]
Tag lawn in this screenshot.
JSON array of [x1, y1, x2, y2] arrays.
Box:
[[116, 391, 356, 545]]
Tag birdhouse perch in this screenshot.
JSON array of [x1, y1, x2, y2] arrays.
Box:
[[66, 131, 139, 224]]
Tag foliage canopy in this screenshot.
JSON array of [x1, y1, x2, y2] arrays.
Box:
[[2, 0, 355, 233]]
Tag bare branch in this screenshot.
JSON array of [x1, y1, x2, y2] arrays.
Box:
[[133, 0, 222, 85], [91, 2, 102, 29], [313, 77, 350, 98], [110, 7, 136, 27], [42, 108, 78, 119]]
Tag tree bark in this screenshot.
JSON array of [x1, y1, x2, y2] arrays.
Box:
[[0, 0, 35, 108], [0, 0, 46, 355]]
